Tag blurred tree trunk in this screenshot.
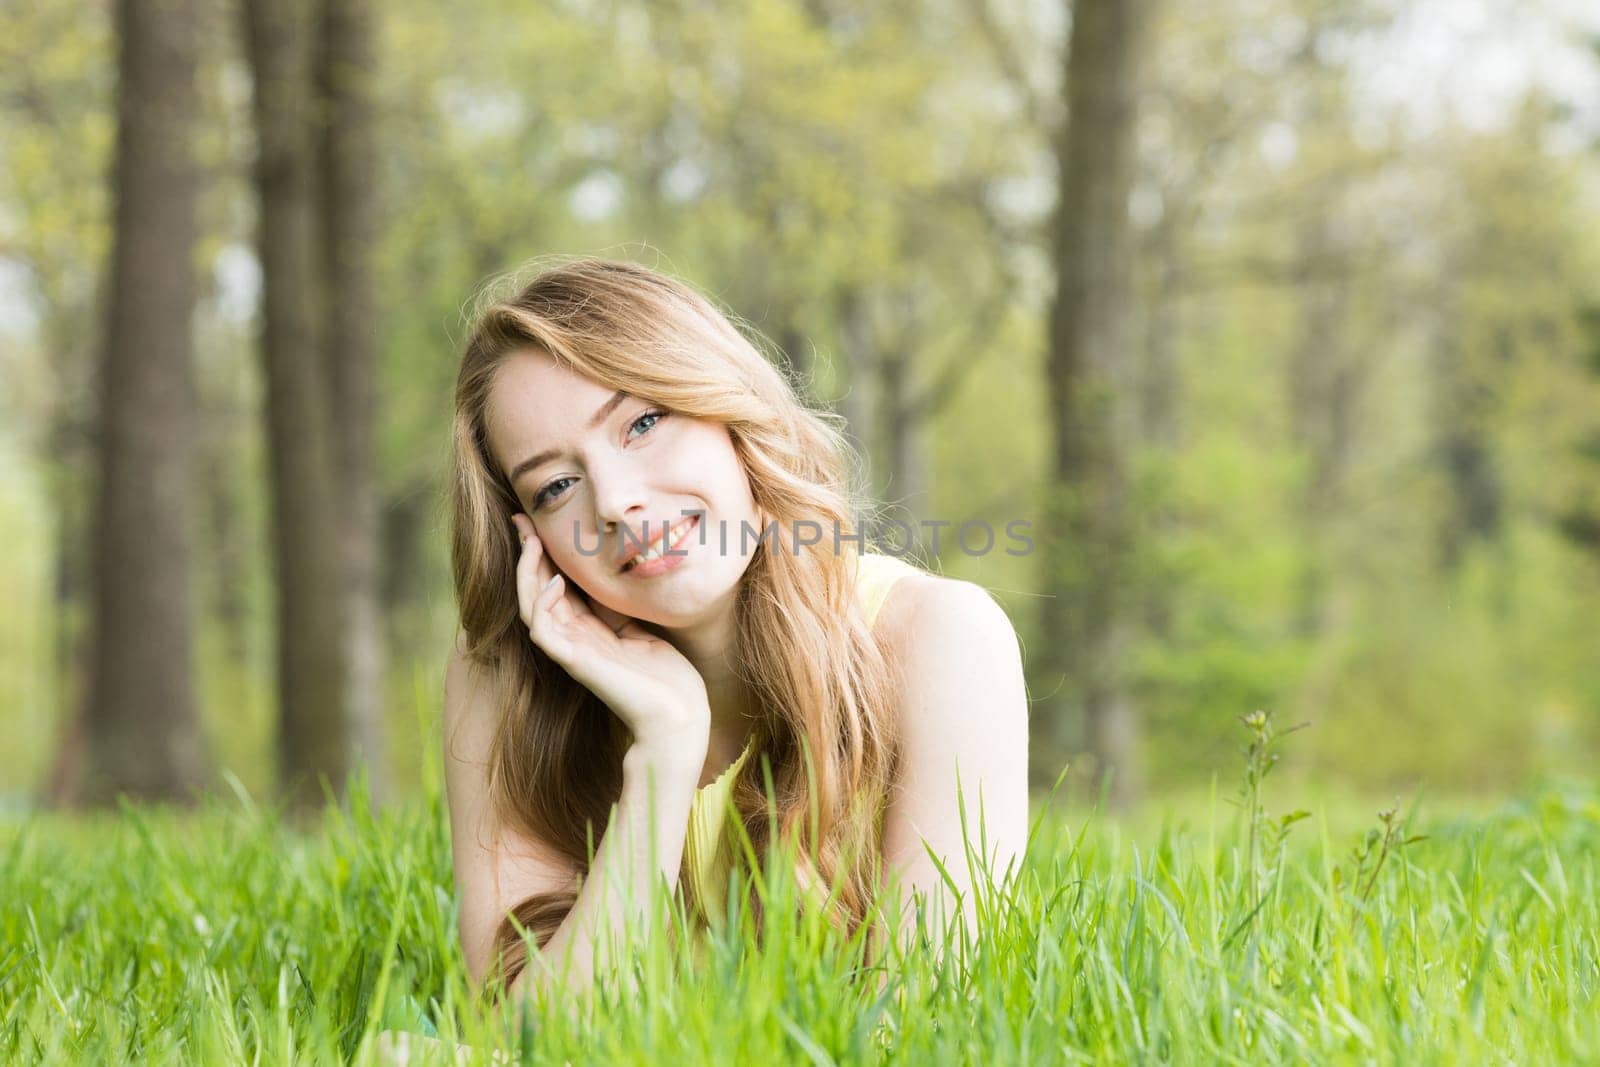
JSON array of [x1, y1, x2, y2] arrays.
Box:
[[1038, 0, 1148, 808], [1135, 202, 1190, 641], [79, 0, 210, 802], [244, 0, 350, 809], [1139, 235, 1183, 454], [41, 311, 98, 805], [878, 340, 935, 533], [1282, 29, 1370, 640], [839, 269, 1007, 558], [1287, 210, 1355, 639], [315, 0, 386, 803], [1556, 304, 1600, 559], [835, 285, 879, 498], [1430, 295, 1505, 576]]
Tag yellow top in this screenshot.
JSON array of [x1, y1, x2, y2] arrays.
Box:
[[681, 550, 924, 928]]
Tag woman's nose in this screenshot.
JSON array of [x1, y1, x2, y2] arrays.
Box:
[[590, 462, 650, 535]]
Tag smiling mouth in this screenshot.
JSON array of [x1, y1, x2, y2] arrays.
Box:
[[618, 515, 699, 573]]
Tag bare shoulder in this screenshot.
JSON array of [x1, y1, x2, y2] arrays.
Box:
[[871, 568, 1027, 739], [441, 629, 516, 826], [444, 629, 481, 712], [872, 570, 1021, 659], [874, 570, 1030, 873], [441, 629, 555, 859], [443, 630, 505, 759], [441, 628, 579, 982]]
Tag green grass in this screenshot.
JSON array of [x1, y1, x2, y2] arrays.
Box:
[[3, 737, 1598, 1064]]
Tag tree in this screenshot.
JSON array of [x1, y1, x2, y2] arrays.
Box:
[[244, 0, 350, 809], [315, 0, 386, 801], [81, 0, 211, 802], [0, 0, 114, 803], [1038, 0, 1151, 807]]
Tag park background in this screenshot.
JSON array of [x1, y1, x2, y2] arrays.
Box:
[[3, 0, 1600, 816]]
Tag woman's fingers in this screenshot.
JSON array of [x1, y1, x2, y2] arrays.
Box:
[[510, 515, 619, 669], [514, 531, 549, 629], [526, 573, 571, 663], [534, 573, 564, 625], [510, 511, 537, 556]]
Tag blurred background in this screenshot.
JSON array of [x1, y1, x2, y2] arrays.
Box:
[[2, 0, 1598, 814]]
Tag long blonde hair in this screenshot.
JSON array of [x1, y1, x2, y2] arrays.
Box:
[[449, 257, 905, 990]]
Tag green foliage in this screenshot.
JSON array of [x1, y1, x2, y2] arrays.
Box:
[[1231, 709, 1311, 929], [2, 0, 1600, 802], [2, 716, 1599, 1063]]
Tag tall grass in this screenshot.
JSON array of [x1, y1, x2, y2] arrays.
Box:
[[2, 713, 1597, 1064]]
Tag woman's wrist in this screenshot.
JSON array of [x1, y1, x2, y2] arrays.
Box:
[[623, 705, 710, 785]]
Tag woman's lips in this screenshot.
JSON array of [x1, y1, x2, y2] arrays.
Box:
[[618, 515, 699, 576]]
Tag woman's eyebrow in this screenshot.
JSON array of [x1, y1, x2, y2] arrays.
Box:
[[508, 389, 630, 484]]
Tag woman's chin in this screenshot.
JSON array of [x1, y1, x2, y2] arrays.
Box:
[[623, 580, 741, 630]]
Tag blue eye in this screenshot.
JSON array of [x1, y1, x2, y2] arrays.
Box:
[[533, 477, 574, 509], [530, 409, 668, 510], [629, 410, 666, 438]]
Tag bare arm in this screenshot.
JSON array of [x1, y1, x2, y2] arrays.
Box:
[[875, 577, 1031, 955], [443, 633, 708, 1005]]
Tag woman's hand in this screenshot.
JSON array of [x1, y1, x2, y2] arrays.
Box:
[[510, 513, 710, 761]]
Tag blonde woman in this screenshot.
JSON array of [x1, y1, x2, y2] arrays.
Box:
[[443, 257, 1029, 1007]]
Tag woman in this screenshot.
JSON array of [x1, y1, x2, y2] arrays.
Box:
[[443, 257, 1029, 1006]]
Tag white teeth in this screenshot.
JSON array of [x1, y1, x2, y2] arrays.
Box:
[[624, 518, 693, 571]]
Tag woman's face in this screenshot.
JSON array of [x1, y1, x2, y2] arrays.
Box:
[[484, 347, 764, 627]]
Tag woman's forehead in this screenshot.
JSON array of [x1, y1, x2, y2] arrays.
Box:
[[486, 351, 624, 467], [490, 351, 612, 418]]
